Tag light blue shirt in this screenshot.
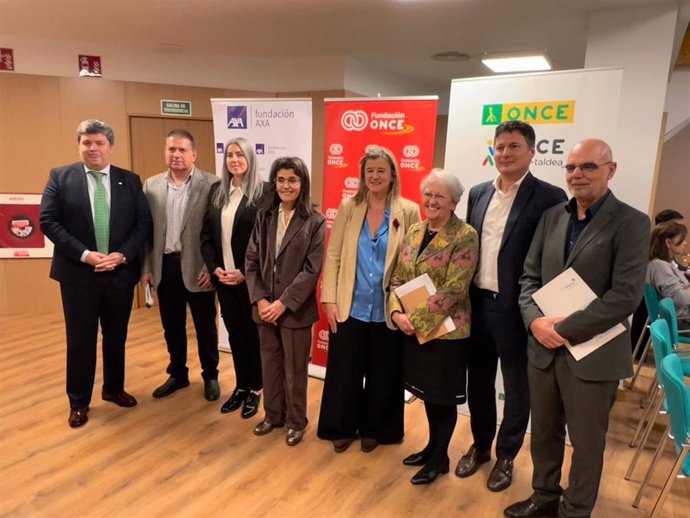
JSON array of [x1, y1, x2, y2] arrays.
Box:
[[350, 207, 390, 323]]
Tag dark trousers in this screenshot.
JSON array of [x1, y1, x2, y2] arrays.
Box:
[[529, 350, 618, 518], [422, 402, 457, 467], [258, 324, 311, 430], [157, 254, 218, 381], [466, 289, 530, 459], [216, 282, 262, 391], [317, 317, 404, 443], [60, 278, 134, 408]]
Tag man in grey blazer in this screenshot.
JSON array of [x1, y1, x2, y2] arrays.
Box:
[[141, 129, 221, 401], [504, 139, 650, 518]]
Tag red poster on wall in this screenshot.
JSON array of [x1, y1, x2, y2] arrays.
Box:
[[309, 97, 438, 377]]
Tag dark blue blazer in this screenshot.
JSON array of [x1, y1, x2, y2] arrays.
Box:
[[466, 172, 567, 310], [40, 162, 152, 288]]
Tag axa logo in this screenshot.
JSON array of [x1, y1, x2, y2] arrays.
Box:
[[482, 139, 495, 167], [482, 100, 575, 125], [227, 106, 248, 129], [403, 145, 419, 158], [329, 143, 343, 155], [341, 110, 368, 131]]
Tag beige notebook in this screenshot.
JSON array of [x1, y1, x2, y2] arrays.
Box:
[[394, 273, 456, 344]]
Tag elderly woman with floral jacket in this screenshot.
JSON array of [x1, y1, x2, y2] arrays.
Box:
[[390, 168, 478, 486]]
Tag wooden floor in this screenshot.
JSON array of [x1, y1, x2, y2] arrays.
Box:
[[1, 309, 687, 518]]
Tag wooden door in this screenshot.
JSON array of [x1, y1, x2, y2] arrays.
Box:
[[129, 116, 215, 307]]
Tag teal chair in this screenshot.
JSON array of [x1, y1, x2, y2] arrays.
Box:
[[658, 297, 690, 349], [629, 284, 662, 390], [638, 354, 690, 517]]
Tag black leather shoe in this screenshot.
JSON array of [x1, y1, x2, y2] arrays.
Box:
[[241, 391, 261, 419], [152, 377, 190, 399], [410, 458, 450, 485], [504, 496, 559, 518], [102, 390, 138, 407], [286, 428, 305, 446], [68, 406, 89, 428], [455, 444, 491, 478], [402, 449, 431, 466], [488, 457, 514, 492], [254, 419, 283, 436], [204, 379, 220, 401], [220, 388, 248, 413]]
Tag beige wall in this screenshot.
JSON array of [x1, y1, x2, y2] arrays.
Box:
[[0, 73, 449, 317], [653, 124, 690, 220]]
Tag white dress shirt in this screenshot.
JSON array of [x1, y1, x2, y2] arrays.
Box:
[[221, 186, 243, 270]]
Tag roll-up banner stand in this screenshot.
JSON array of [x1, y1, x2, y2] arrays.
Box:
[[444, 68, 624, 430], [310, 96, 439, 379], [211, 98, 313, 352]]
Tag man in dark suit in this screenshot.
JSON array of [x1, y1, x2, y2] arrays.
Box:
[[504, 139, 650, 518], [459, 121, 567, 491], [141, 129, 221, 401], [40, 119, 152, 428]]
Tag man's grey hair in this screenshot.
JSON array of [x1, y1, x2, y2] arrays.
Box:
[[76, 119, 115, 145]]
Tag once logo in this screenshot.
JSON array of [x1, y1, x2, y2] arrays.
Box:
[[403, 145, 420, 158], [318, 330, 329, 340], [344, 177, 359, 189], [341, 110, 368, 131], [329, 143, 343, 155], [326, 208, 338, 219]]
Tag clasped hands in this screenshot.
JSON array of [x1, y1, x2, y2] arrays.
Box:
[[214, 267, 244, 286], [86, 251, 125, 272], [257, 299, 286, 325], [530, 316, 566, 349]]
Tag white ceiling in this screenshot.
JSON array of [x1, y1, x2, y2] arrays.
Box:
[[1, 0, 688, 96]]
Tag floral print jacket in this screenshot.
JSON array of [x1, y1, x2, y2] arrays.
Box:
[[389, 214, 478, 340]]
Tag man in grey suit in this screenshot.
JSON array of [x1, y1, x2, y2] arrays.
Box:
[[141, 129, 221, 401], [504, 139, 650, 518]]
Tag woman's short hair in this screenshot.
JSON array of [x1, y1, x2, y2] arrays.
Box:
[[420, 168, 465, 205], [649, 221, 687, 261], [353, 145, 401, 204], [213, 137, 263, 208], [265, 156, 316, 217]]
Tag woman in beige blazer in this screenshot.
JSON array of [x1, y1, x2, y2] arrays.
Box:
[[317, 146, 421, 454]]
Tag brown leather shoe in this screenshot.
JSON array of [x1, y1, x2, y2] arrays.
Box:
[[254, 419, 283, 436], [102, 390, 138, 407], [504, 496, 559, 518], [455, 444, 491, 478], [488, 457, 514, 492], [361, 438, 378, 452], [68, 406, 89, 428], [333, 438, 354, 453], [286, 428, 305, 446]]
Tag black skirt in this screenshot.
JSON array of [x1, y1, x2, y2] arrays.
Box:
[[403, 335, 468, 405]]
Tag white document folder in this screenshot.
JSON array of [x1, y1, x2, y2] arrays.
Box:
[[531, 267, 625, 361]]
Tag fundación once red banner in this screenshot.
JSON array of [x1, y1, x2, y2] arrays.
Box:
[[310, 97, 439, 374]]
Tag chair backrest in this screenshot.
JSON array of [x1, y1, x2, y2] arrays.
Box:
[[658, 298, 681, 348], [650, 319, 674, 371], [644, 284, 662, 321], [658, 354, 690, 475]]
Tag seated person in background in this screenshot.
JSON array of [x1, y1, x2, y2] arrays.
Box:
[[646, 221, 690, 324]]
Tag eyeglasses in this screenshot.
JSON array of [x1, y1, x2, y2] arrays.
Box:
[[422, 192, 449, 201], [563, 161, 612, 173], [275, 177, 301, 185]]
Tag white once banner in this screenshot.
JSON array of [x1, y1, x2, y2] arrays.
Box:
[[445, 68, 626, 219], [444, 68, 625, 434], [210, 98, 313, 351]]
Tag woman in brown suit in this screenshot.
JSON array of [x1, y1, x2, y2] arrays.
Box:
[[245, 157, 325, 446]]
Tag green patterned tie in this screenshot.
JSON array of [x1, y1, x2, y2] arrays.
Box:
[[88, 171, 110, 254]]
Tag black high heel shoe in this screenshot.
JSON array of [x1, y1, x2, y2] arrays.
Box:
[[402, 449, 431, 467], [410, 458, 450, 485]]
